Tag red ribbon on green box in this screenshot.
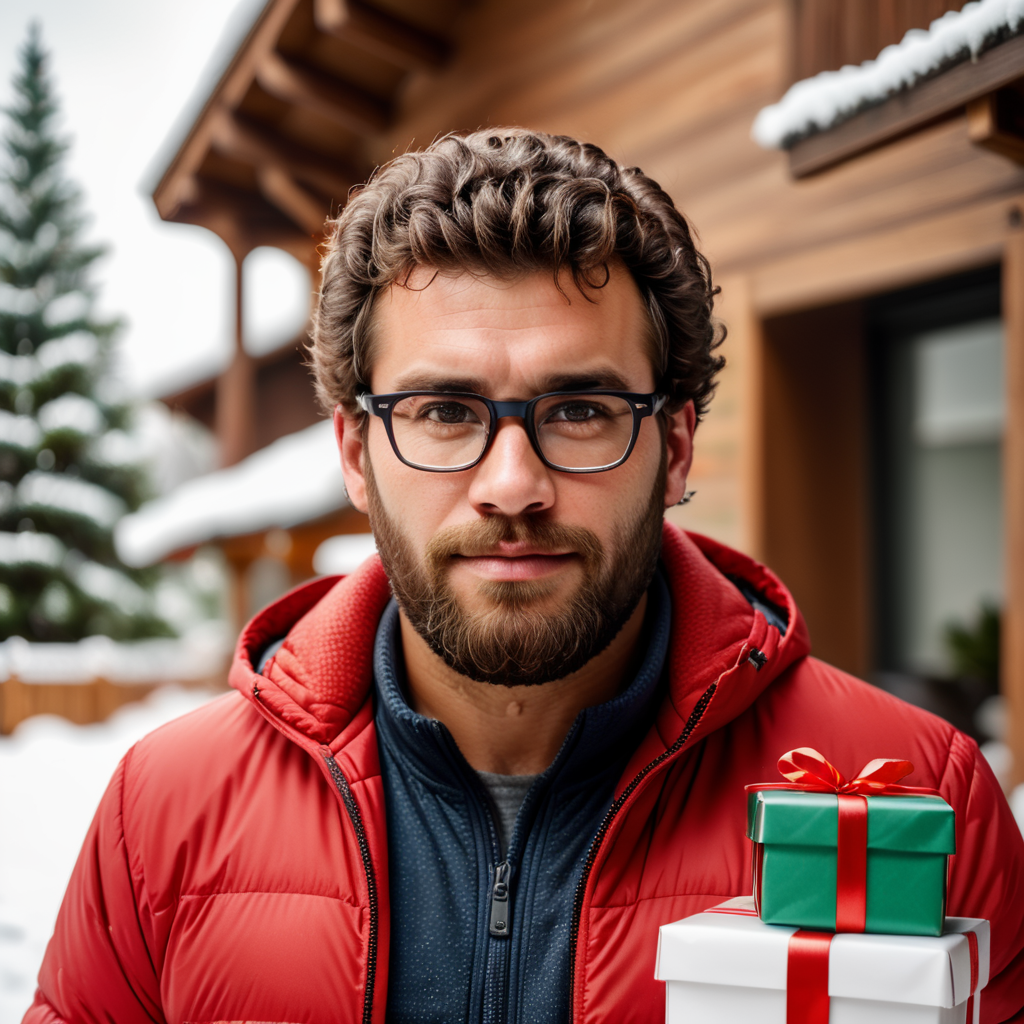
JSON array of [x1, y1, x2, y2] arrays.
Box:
[[747, 748, 940, 932]]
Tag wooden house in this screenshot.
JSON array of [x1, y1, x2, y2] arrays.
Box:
[[150, 0, 1024, 785]]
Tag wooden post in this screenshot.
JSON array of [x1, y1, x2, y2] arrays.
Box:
[[216, 252, 256, 466], [1005, 229, 1024, 788], [732, 274, 767, 562], [227, 554, 256, 633]]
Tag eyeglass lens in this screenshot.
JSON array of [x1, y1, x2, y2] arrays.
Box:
[[388, 394, 636, 470]]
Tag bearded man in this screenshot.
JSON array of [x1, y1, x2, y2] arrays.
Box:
[[27, 130, 1024, 1024]]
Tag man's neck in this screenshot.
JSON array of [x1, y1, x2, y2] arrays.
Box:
[[398, 594, 649, 775]]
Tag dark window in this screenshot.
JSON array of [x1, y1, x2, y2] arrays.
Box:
[[868, 266, 1003, 739]]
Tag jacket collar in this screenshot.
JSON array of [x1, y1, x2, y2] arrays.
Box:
[[230, 523, 811, 751]]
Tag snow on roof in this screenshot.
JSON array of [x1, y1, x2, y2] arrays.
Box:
[[313, 532, 378, 576], [115, 418, 346, 567], [753, 0, 1024, 149], [0, 621, 232, 684]]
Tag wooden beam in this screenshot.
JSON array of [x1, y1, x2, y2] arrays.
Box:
[[153, 0, 305, 222], [788, 33, 1024, 178], [313, 0, 448, 72], [257, 165, 329, 235], [749, 190, 1018, 317], [1004, 228, 1024, 788], [968, 87, 1024, 165], [154, 172, 201, 221], [256, 50, 390, 137], [209, 110, 358, 201], [162, 176, 305, 257]]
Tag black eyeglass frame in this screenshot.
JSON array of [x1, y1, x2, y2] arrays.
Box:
[[356, 389, 669, 474]]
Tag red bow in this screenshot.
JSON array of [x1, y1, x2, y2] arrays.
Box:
[[749, 747, 939, 797], [748, 748, 939, 933]]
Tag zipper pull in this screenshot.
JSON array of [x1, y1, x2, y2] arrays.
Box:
[[489, 860, 511, 937]]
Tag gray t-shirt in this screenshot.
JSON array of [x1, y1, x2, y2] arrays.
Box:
[[476, 770, 539, 856]]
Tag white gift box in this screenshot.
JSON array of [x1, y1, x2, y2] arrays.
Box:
[[655, 897, 989, 1024]]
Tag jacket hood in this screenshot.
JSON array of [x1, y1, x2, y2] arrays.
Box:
[[229, 523, 811, 752]]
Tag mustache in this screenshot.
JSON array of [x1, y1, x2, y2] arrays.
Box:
[[423, 516, 604, 568]]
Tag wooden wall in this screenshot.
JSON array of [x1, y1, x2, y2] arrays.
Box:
[[760, 301, 869, 676], [0, 677, 220, 735], [792, 1, 961, 80]]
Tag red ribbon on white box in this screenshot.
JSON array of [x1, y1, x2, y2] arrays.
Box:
[[700, 904, 986, 1024], [787, 931, 833, 1024], [966, 930, 980, 1024]]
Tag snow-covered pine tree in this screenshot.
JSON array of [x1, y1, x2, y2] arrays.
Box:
[[0, 26, 170, 642]]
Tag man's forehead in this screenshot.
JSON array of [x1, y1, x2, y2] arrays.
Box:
[[376, 264, 636, 319], [388, 367, 636, 394], [369, 265, 657, 392]]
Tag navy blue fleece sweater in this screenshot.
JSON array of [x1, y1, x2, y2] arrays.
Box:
[[373, 570, 672, 1024]]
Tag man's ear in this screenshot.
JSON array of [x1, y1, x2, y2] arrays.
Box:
[[663, 400, 697, 508], [334, 404, 368, 513]]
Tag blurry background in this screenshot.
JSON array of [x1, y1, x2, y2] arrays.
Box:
[[2, 0, 1024, 1019]]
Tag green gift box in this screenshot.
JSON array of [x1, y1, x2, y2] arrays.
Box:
[[746, 789, 956, 935]]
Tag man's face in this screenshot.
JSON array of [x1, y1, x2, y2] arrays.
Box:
[[337, 265, 695, 685]]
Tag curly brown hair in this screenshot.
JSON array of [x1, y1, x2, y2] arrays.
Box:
[[310, 128, 724, 418]]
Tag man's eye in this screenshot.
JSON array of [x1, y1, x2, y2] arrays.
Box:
[[422, 402, 476, 424], [548, 402, 602, 422]]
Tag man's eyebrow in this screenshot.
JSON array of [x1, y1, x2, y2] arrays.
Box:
[[542, 370, 633, 392], [388, 369, 636, 395], [390, 373, 489, 393]]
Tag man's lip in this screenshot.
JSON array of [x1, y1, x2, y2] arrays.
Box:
[[453, 543, 575, 559], [451, 551, 579, 582]]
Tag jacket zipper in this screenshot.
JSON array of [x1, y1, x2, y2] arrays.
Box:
[[323, 750, 378, 1024], [489, 860, 512, 936], [566, 681, 717, 1021]]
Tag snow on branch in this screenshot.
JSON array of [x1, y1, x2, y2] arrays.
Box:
[[753, 0, 1024, 149], [17, 471, 127, 528], [0, 409, 42, 450], [0, 530, 64, 568]]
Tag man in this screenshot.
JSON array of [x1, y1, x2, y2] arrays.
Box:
[[27, 130, 1024, 1024]]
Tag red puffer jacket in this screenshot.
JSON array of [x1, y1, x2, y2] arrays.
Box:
[[25, 526, 1024, 1024]]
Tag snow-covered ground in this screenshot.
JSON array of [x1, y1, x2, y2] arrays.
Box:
[[1, 688, 1022, 1024], [0, 687, 220, 1024]]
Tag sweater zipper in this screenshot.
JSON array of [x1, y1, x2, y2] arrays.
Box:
[[322, 750, 378, 1024], [489, 860, 512, 936], [434, 721, 512, 1024], [566, 681, 717, 1022]]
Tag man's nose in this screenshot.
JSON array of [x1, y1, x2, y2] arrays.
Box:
[[466, 418, 555, 516]]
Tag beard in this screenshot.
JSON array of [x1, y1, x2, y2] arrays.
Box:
[[364, 455, 666, 687]]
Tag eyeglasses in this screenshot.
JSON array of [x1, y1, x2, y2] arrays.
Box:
[[357, 390, 668, 473]]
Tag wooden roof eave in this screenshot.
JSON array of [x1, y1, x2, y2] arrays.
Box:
[[788, 32, 1024, 179], [153, 0, 304, 229], [152, 0, 454, 251]]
